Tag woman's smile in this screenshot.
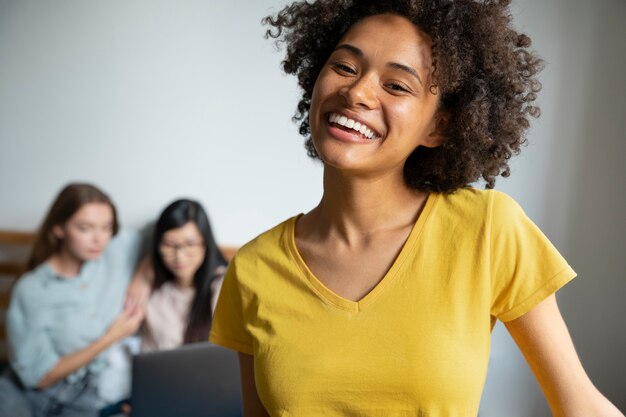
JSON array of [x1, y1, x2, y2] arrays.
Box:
[[328, 112, 380, 140], [325, 110, 382, 145], [309, 13, 441, 174]]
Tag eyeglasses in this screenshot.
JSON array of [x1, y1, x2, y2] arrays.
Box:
[[159, 241, 205, 258]]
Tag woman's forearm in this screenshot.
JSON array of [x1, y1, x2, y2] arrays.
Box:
[[124, 256, 154, 312], [505, 296, 624, 417], [37, 307, 143, 389], [36, 332, 116, 389]]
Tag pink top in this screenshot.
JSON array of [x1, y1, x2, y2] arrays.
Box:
[[141, 267, 225, 352]]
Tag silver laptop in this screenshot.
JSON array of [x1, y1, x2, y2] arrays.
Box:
[[131, 342, 242, 417]]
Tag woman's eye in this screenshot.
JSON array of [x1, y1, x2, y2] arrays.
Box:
[[386, 83, 410, 93], [332, 62, 356, 74]]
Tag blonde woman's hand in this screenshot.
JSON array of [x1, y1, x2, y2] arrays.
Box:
[[104, 308, 144, 343]]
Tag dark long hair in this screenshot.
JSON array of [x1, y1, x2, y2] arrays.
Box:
[[27, 183, 119, 271], [152, 199, 226, 344]]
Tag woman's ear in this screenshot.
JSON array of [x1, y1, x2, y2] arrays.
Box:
[[52, 224, 65, 240], [424, 110, 448, 148]]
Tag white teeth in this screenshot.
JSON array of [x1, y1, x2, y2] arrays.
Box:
[[328, 112, 377, 139]]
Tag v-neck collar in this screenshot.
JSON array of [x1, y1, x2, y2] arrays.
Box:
[[286, 192, 439, 313]]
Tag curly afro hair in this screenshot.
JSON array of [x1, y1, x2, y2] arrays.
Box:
[[263, 0, 543, 192]]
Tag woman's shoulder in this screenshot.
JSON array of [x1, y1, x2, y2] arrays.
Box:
[[233, 215, 300, 264], [429, 188, 528, 236], [437, 187, 521, 216], [106, 229, 144, 251], [10, 263, 52, 305], [100, 228, 145, 268]]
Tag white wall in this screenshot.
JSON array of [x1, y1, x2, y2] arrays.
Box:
[[545, 0, 626, 412], [0, 0, 321, 245], [481, 1, 626, 415], [1, 0, 624, 414]]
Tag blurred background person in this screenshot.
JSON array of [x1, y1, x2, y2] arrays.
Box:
[[140, 199, 227, 352], [0, 183, 144, 417]]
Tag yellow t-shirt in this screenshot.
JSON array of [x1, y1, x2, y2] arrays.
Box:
[[210, 189, 576, 417]]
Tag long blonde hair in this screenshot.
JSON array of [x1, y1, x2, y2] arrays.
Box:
[[27, 183, 119, 271]]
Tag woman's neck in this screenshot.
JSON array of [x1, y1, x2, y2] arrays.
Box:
[[302, 166, 429, 245], [48, 249, 83, 278], [174, 276, 195, 289]]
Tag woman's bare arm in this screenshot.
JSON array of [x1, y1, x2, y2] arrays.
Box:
[[505, 294, 623, 417], [124, 256, 153, 313], [37, 308, 144, 388], [239, 353, 270, 417]]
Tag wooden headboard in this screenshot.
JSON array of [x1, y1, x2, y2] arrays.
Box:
[[0, 231, 35, 277], [0, 230, 36, 361]]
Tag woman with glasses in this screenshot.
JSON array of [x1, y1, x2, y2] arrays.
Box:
[[140, 199, 227, 352]]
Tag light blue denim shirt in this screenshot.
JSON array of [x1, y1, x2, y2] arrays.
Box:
[[7, 230, 143, 388]]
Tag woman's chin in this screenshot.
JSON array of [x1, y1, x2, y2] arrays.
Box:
[[173, 274, 195, 288], [81, 251, 103, 262]]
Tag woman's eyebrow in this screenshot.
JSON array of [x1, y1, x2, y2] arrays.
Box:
[[387, 62, 422, 85], [334, 43, 363, 56], [333, 43, 422, 85]]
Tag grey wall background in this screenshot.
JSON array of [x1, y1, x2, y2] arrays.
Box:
[[0, 0, 624, 415]]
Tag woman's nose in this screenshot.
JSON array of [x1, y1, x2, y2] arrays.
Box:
[[339, 73, 378, 109], [94, 229, 108, 245]]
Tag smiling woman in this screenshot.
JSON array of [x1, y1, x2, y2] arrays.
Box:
[[265, 0, 544, 193], [309, 14, 443, 176], [206, 1, 623, 417]]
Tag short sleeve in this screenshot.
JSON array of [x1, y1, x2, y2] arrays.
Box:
[[7, 283, 60, 388], [209, 256, 254, 355], [489, 191, 576, 322]]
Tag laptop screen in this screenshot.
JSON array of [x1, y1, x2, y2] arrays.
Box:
[[131, 342, 242, 417]]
